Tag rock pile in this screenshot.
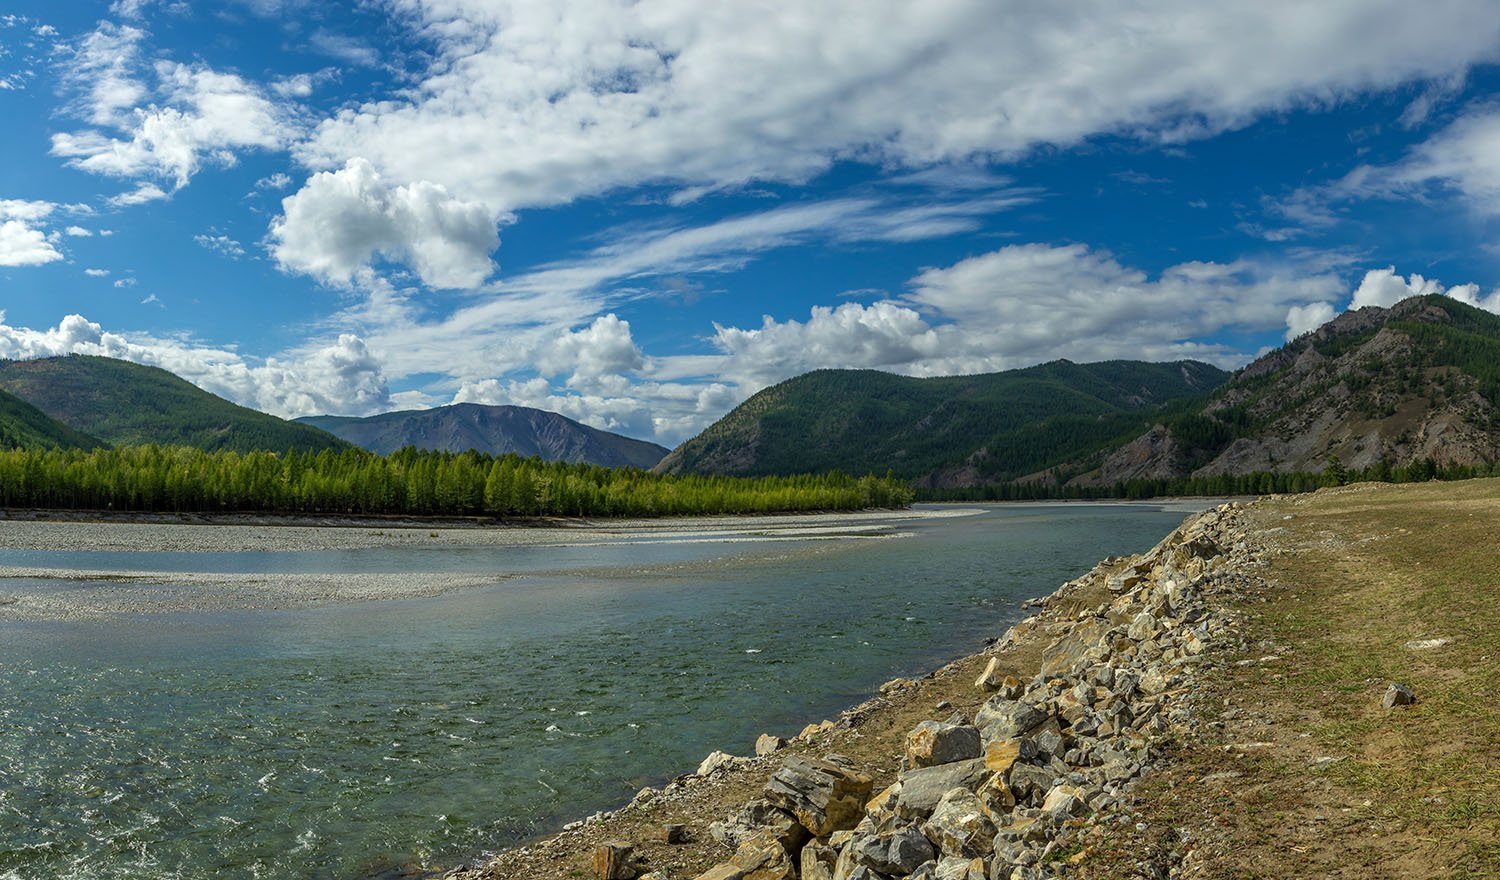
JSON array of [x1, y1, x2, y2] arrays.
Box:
[[685, 502, 1258, 880]]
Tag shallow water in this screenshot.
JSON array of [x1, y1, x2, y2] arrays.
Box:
[[0, 503, 1200, 879]]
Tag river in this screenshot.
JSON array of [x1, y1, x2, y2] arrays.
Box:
[[0, 502, 1205, 879]]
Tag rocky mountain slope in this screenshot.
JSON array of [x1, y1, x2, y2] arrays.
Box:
[[655, 361, 1227, 484], [298, 403, 669, 468], [0, 387, 105, 450], [1076, 294, 1500, 485], [0, 355, 347, 454]]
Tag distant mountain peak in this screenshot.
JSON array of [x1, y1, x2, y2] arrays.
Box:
[[296, 402, 668, 468]]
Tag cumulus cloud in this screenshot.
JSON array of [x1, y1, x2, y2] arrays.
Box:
[[0, 312, 392, 417], [1285, 302, 1337, 340], [0, 219, 63, 266], [1348, 266, 1500, 313], [269, 157, 499, 289], [533, 314, 646, 390], [52, 60, 299, 193]]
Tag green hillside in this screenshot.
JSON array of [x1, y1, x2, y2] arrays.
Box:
[[655, 359, 1227, 482], [0, 355, 348, 454], [0, 387, 105, 450]]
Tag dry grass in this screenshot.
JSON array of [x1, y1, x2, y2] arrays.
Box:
[[1076, 479, 1500, 879]]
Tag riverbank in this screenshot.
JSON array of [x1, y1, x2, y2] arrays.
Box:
[[444, 480, 1498, 879]]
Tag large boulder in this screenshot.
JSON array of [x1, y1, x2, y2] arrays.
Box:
[[974, 699, 1047, 742], [709, 799, 807, 852], [893, 759, 989, 820], [799, 840, 838, 880], [729, 829, 797, 880], [764, 756, 874, 836], [906, 721, 983, 769], [849, 825, 937, 876], [920, 788, 997, 859]]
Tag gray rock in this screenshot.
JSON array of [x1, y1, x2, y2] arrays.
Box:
[[906, 721, 983, 768], [1005, 763, 1056, 805], [764, 756, 874, 837], [974, 698, 1047, 742], [850, 825, 937, 876], [800, 840, 838, 880], [894, 759, 989, 820], [920, 788, 997, 859], [1382, 682, 1416, 709], [709, 799, 806, 852]]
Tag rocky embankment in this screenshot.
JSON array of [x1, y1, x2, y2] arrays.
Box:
[[454, 501, 1264, 880]]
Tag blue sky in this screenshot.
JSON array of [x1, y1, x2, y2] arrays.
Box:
[[3, 1, 1500, 445]]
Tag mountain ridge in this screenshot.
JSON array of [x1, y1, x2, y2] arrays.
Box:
[[654, 359, 1229, 482], [297, 402, 669, 469], [0, 355, 347, 454]]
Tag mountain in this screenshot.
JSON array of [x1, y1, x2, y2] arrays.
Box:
[[296, 403, 670, 468], [1073, 295, 1500, 485], [0, 387, 106, 450], [654, 360, 1228, 483], [0, 355, 347, 454]]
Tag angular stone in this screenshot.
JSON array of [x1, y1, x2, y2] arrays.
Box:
[[730, 829, 797, 880], [593, 841, 639, 880], [974, 657, 1005, 691], [1127, 611, 1160, 642], [935, 856, 987, 880], [709, 799, 807, 852], [755, 733, 788, 756], [983, 738, 1034, 776], [799, 720, 836, 739], [850, 825, 936, 876], [975, 772, 1016, 825], [864, 782, 902, 832], [692, 865, 746, 880], [1040, 783, 1086, 821], [973, 698, 1047, 742], [800, 840, 838, 880], [699, 750, 742, 775], [920, 788, 997, 859], [657, 823, 688, 844], [1005, 763, 1056, 805], [906, 721, 983, 769], [764, 756, 874, 836], [894, 758, 989, 820], [1382, 682, 1416, 709]]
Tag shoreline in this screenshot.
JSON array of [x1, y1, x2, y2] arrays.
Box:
[[438, 499, 1256, 879]]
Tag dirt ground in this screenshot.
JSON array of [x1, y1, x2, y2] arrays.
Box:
[[1072, 480, 1500, 880]]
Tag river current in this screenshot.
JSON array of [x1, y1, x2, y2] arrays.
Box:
[[0, 503, 1202, 879]]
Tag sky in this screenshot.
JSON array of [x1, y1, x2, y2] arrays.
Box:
[[3, 2, 1500, 447]]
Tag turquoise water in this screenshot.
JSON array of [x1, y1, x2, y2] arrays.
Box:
[[0, 504, 1195, 879]]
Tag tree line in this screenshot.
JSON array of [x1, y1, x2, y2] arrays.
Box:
[[918, 455, 1499, 502], [0, 445, 914, 517]]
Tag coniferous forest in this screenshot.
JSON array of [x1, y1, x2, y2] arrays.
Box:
[[0, 444, 914, 517]]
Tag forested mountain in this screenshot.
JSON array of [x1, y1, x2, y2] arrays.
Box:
[[654, 360, 1228, 483], [297, 403, 669, 468], [0, 355, 347, 454], [0, 387, 105, 450], [1068, 295, 1500, 486]]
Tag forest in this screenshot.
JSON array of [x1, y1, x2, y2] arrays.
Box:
[[919, 455, 1500, 501], [0, 445, 914, 517]]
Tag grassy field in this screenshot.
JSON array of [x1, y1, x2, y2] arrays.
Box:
[[1081, 479, 1500, 879]]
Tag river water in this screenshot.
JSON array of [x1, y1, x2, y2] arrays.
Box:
[[0, 503, 1202, 879]]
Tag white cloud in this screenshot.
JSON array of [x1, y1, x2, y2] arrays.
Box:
[[293, 0, 1500, 225], [534, 314, 646, 390], [108, 182, 168, 206], [255, 172, 293, 191], [269, 157, 499, 288], [1348, 266, 1500, 313], [85, 267, 110, 277], [1285, 302, 1337, 340], [64, 226, 92, 237], [53, 60, 299, 192], [194, 233, 245, 259], [0, 312, 392, 418], [113, 277, 137, 288], [140, 293, 162, 306], [0, 219, 63, 266]]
